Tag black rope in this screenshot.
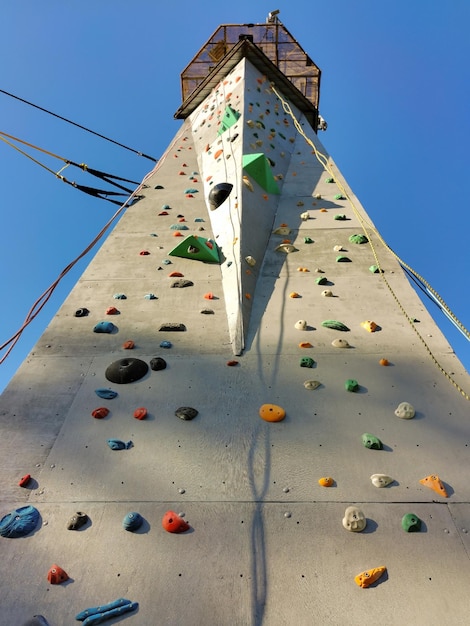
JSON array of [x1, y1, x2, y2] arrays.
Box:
[[0, 88, 158, 163], [67, 161, 139, 193]]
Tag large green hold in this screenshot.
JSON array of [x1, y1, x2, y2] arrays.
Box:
[[169, 235, 220, 263], [218, 105, 241, 135], [321, 320, 350, 331], [242, 153, 280, 194]]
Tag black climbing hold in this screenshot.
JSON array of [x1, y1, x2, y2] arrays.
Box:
[[0, 505, 39, 538], [150, 357, 167, 371], [67, 511, 89, 531], [122, 512, 143, 532], [159, 323, 186, 332], [105, 358, 149, 384], [200, 309, 214, 314], [171, 279, 194, 288], [208, 183, 233, 210], [74, 308, 89, 317], [175, 406, 198, 421]]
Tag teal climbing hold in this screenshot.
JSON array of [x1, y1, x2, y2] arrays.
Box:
[[0, 505, 39, 538], [76, 599, 138, 625], [144, 294, 157, 300], [113, 293, 127, 300], [93, 321, 116, 334], [349, 234, 369, 244], [107, 439, 133, 450], [184, 188, 198, 194], [122, 512, 143, 532], [362, 433, 383, 450], [95, 389, 118, 400], [160, 340, 172, 348], [170, 224, 189, 230]]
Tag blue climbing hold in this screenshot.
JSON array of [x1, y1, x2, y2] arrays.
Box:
[[113, 293, 127, 300], [76, 599, 138, 624], [184, 188, 199, 194], [93, 321, 115, 334], [160, 340, 172, 349], [94, 389, 118, 400], [0, 505, 40, 538], [144, 293, 157, 300], [107, 439, 133, 450], [122, 512, 143, 532]]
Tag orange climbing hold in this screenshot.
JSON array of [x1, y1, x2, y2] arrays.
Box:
[[122, 340, 135, 350], [319, 208, 328, 213], [299, 342, 312, 348], [162, 511, 190, 533], [214, 149, 223, 159], [379, 358, 389, 366], [354, 566, 386, 588], [204, 292, 215, 300], [92, 407, 109, 419], [361, 320, 378, 332], [47, 564, 69, 585], [259, 404, 286, 423], [289, 292, 300, 298], [419, 475, 448, 497], [318, 477, 334, 487], [169, 272, 184, 277], [133, 407, 148, 421], [173, 231, 183, 237]]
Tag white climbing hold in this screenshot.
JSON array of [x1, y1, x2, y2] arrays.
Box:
[[394, 402, 416, 419], [304, 380, 321, 390], [332, 338, 350, 348], [321, 289, 333, 297], [333, 245, 344, 252], [300, 211, 310, 220], [295, 320, 308, 331], [370, 474, 394, 488], [245, 255, 256, 266]]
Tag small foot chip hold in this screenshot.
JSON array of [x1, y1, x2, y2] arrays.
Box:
[[162, 510, 190, 533], [303, 380, 321, 390], [379, 358, 389, 366], [259, 404, 286, 422], [226, 360, 239, 366], [318, 477, 334, 487], [354, 566, 386, 588], [158, 323, 187, 331], [299, 342, 312, 348], [122, 512, 143, 532], [21, 616, 50, 626], [343, 506, 367, 532], [122, 340, 135, 350], [175, 406, 198, 421], [67, 512, 89, 530], [394, 402, 415, 419], [300, 357, 315, 368], [370, 474, 394, 488], [362, 433, 383, 450], [402, 513, 422, 532], [419, 474, 448, 497], [47, 564, 69, 585]]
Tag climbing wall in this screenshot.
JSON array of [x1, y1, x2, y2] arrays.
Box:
[[1, 51, 470, 626]]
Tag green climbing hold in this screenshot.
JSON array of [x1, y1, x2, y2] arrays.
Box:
[[345, 379, 359, 392], [315, 276, 328, 285], [325, 177, 335, 183], [169, 235, 220, 264], [304, 237, 313, 244], [369, 265, 383, 273], [336, 256, 351, 262], [217, 105, 241, 135], [362, 433, 383, 450], [349, 234, 368, 244], [321, 320, 350, 331], [402, 513, 422, 532], [300, 357, 315, 368], [334, 214, 347, 220], [334, 193, 345, 200], [242, 153, 280, 194]]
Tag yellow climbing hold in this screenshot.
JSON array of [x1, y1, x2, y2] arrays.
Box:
[[259, 404, 286, 423], [419, 475, 448, 497], [361, 320, 378, 332]]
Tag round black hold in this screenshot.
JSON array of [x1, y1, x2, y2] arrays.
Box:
[[74, 308, 89, 317], [150, 357, 167, 371], [208, 183, 233, 210], [175, 406, 198, 421], [105, 358, 149, 384]]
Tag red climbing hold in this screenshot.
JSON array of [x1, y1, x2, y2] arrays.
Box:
[[18, 474, 31, 487], [169, 272, 184, 277], [159, 211, 169, 216], [92, 407, 109, 419], [204, 292, 215, 300], [133, 407, 148, 420], [186, 194, 194, 198], [47, 564, 69, 585], [122, 340, 135, 350], [139, 250, 150, 256], [162, 511, 190, 533], [227, 360, 239, 367], [173, 231, 183, 237], [106, 307, 119, 315], [178, 218, 186, 222]]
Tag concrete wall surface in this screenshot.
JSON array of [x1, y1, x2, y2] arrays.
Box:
[[1, 54, 469, 626]]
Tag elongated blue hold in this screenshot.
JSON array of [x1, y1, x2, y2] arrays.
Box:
[[0, 505, 40, 538], [107, 439, 133, 450], [76, 598, 133, 621], [94, 389, 118, 400], [81, 603, 138, 625]]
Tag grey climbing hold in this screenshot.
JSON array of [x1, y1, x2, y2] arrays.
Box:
[[159, 323, 186, 332], [175, 406, 198, 421], [162, 259, 172, 265], [304, 380, 321, 390], [105, 358, 149, 384], [171, 279, 194, 288], [208, 183, 233, 209], [67, 511, 89, 530], [0, 505, 39, 538], [94, 388, 118, 400], [122, 512, 143, 532], [150, 357, 167, 371], [74, 308, 89, 317], [107, 439, 133, 450], [21, 617, 50, 626], [93, 321, 116, 334]]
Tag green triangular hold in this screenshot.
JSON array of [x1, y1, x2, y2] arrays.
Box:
[[217, 105, 241, 136], [168, 235, 220, 263], [242, 153, 280, 194]]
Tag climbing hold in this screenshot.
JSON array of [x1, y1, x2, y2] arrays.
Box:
[[169, 235, 220, 264], [295, 320, 308, 330], [133, 407, 147, 420], [76, 599, 138, 624], [144, 293, 157, 300], [107, 439, 133, 450], [18, 474, 31, 487], [300, 357, 315, 368], [91, 407, 109, 420], [95, 388, 118, 401], [300, 211, 310, 220], [394, 402, 415, 419], [354, 566, 386, 588], [333, 245, 344, 252], [204, 292, 215, 300], [299, 342, 312, 348], [273, 226, 291, 236], [345, 379, 359, 392], [321, 320, 350, 331], [402, 513, 422, 532], [369, 265, 383, 273], [303, 380, 321, 390], [93, 321, 116, 334], [370, 474, 394, 488], [259, 404, 286, 422], [242, 153, 280, 194], [158, 210, 169, 216], [122, 512, 143, 532], [315, 276, 328, 285], [342, 506, 367, 532], [419, 475, 448, 497], [245, 255, 256, 266], [304, 237, 313, 244], [171, 279, 194, 288], [361, 320, 378, 332], [162, 259, 172, 265], [289, 292, 301, 299], [362, 433, 383, 450], [47, 565, 69, 585], [336, 256, 351, 262], [158, 323, 186, 332], [208, 183, 233, 209], [122, 340, 135, 351], [325, 177, 334, 183], [175, 406, 198, 421], [184, 188, 199, 194], [160, 341, 172, 349], [321, 289, 333, 297], [74, 308, 89, 317], [379, 358, 389, 366], [162, 511, 190, 533], [67, 512, 89, 530], [0, 505, 39, 538], [242, 176, 254, 191], [113, 293, 127, 299], [20, 616, 50, 626], [200, 309, 214, 315], [334, 214, 347, 221], [297, 267, 309, 272], [150, 357, 166, 371], [226, 360, 239, 366], [139, 250, 150, 256], [105, 358, 149, 384], [334, 193, 345, 200], [318, 477, 334, 487], [105, 306, 119, 315], [349, 234, 369, 244], [169, 271, 184, 277], [275, 243, 297, 253], [332, 338, 350, 348], [170, 224, 189, 230]]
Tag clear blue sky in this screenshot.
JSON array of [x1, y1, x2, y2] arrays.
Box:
[[1, 1, 469, 392]]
